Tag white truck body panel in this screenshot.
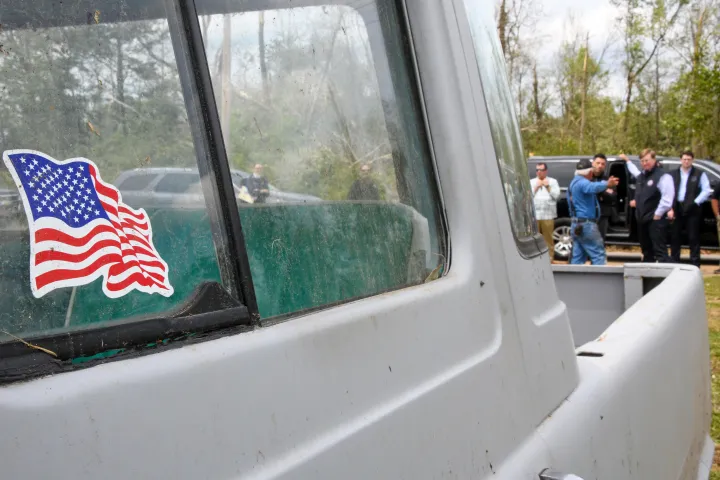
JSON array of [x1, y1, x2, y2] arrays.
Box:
[[0, 264, 711, 479], [0, 0, 712, 479]]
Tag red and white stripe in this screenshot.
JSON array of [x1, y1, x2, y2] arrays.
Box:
[[29, 164, 173, 298]]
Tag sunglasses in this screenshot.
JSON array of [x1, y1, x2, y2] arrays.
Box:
[[536, 168, 546, 172]]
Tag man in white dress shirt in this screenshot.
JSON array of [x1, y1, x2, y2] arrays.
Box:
[[621, 150, 675, 263], [668, 150, 713, 267]]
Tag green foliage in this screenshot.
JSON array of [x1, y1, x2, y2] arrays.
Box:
[[0, 21, 196, 183], [521, 0, 720, 159]]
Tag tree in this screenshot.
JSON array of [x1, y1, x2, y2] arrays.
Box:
[[612, 0, 688, 136]]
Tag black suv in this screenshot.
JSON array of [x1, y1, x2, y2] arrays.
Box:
[[527, 155, 720, 260]]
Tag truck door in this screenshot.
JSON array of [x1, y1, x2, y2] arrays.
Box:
[[607, 160, 629, 230], [453, 0, 580, 430], [0, 0, 554, 478]]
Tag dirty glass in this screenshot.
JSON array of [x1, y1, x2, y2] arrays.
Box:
[[197, 1, 445, 319], [461, 0, 538, 241], [115, 173, 159, 192], [0, 1, 229, 337]]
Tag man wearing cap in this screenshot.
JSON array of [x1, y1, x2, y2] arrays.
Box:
[[620, 150, 675, 263], [567, 159, 620, 265]]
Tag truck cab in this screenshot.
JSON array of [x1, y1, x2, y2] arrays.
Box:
[[0, 0, 713, 479]]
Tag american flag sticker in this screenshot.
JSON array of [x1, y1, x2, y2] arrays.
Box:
[[2, 149, 174, 299]]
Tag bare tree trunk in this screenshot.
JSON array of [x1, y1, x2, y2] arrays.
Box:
[[532, 63, 542, 123], [220, 15, 232, 154], [690, 7, 706, 152], [623, 76, 633, 137], [116, 37, 127, 136], [516, 70, 524, 123], [497, 0, 508, 55], [259, 11, 270, 104], [327, 83, 358, 164], [579, 34, 589, 154], [202, 16, 211, 41], [691, 7, 706, 71], [303, 17, 344, 134], [654, 51, 660, 146]]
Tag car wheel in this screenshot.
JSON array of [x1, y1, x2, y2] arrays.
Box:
[[552, 219, 573, 261]]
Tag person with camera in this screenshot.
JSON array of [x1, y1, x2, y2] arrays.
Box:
[[530, 162, 561, 252], [567, 158, 620, 265]]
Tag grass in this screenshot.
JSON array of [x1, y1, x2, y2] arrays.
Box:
[[704, 276, 720, 479]]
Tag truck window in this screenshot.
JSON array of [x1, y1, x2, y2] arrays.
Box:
[[116, 173, 159, 192], [461, 0, 538, 249], [198, 2, 447, 319], [0, 2, 242, 342], [155, 173, 201, 194]]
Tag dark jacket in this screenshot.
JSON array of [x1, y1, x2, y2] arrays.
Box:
[[670, 167, 702, 214], [635, 166, 666, 223], [243, 175, 270, 203], [347, 178, 381, 201], [592, 174, 617, 217]]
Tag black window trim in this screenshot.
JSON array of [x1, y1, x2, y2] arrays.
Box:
[[459, 0, 544, 260], [0, 0, 259, 384], [400, 0, 451, 280], [166, 0, 259, 319], [0, 282, 253, 385]]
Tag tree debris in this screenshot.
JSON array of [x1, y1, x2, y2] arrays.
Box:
[[1, 330, 58, 358], [87, 121, 101, 136]]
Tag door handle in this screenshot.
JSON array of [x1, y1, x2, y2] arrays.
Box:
[[539, 469, 585, 480]]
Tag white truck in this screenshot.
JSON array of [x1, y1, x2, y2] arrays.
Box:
[[0, 0, 712, 479]]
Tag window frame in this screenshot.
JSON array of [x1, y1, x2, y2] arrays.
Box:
[[0, 0, 258, 383], [0, 0, 448, 383], [459, 0, 546, 259]]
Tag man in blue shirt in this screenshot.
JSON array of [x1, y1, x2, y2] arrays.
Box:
[[568, 158, 620, 265]]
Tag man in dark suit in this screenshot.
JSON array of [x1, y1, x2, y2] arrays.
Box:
[[669, 150, 713, 267], [590, 153, 617, 242]]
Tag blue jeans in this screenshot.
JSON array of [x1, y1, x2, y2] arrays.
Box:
[[570, 221, 606, 265]]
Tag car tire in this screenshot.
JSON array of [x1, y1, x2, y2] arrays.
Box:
[[552, 218, 573, 261]]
